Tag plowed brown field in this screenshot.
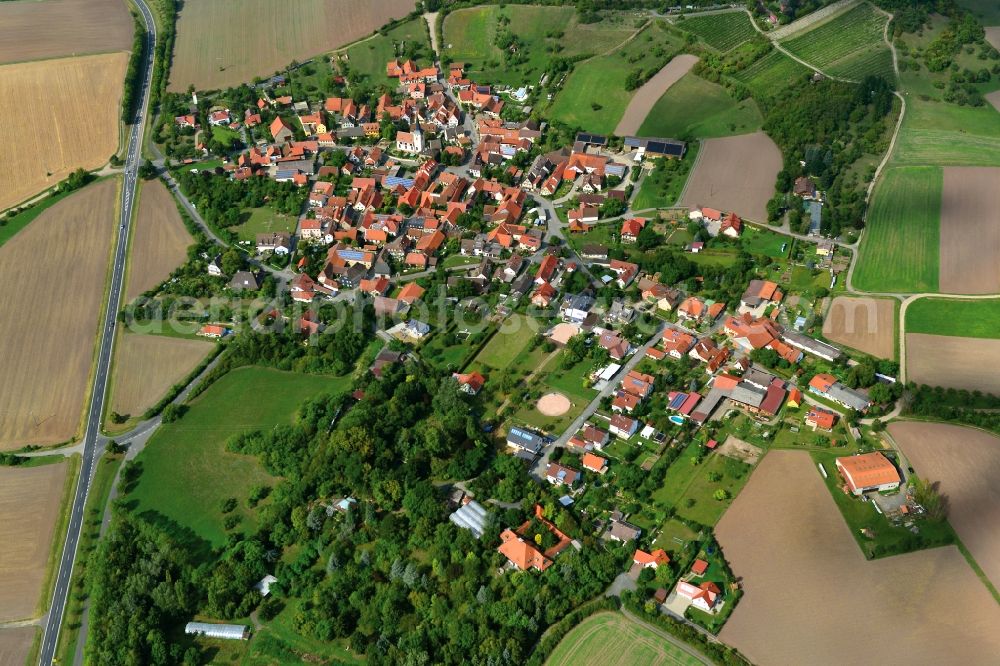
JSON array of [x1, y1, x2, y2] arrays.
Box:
[[169, 0, 415, 92], [126, 180, 193, 301], [889, 421, 1000, 590], [679, 131, 780, 222], [0, 462, 70, 622], [939, 167, 1000, 294], [717, 451, 1000, 665], [905, 332, 1000, 393], [0, 626, 36, 665], [0, 53, 128, 211], [0, 0, 132, 64], [109, 333, 213, 418], [0, 179, 118, 449], [822, 296, 895, 358]]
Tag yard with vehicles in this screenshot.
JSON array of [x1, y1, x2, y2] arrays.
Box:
[[545, 611, 708, 666], [126, 180, 194, 301], [906, 333, 1000, 393], [0, 52, 128, 211], [678, 131, 781, 223], [168, 0, 415, 92], [0, 0, 132, 65], [339, 16, 431, 84], [675, 11, 756, 53], [0, 179, 118, 449], [822, 296, 896, 359], [906, 297, 1000, 339], [107, 332, 215, 425], [938, 167, 1000, 294], [780, 2, 893, 81], [0, 460, 73, 623], [127, 367, 350, 550], [889, 421, 1000, 591], [635, 72, 763, 139], [853, 166, 941, 293], [546, 21, 687, 134], [442, 5, 636, 88], [717, 450, 1000, 665]]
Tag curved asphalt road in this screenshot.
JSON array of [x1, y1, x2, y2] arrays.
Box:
[[37, 0, 156, 663]]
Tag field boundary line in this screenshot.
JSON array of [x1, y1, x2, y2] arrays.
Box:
[[619, 608, 714, 665], [33, 455, 81, 622]]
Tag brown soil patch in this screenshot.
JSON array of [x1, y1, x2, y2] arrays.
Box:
[[0, 53, 128, 211], [0, 0, 132, 65], [939, 167, 1000, 294], [889, 421, 1000, 590], [0, 462, 70, 622], [680, 131, 781, 222], [822, 296, 895, 359], [614, 54, 698, 136], [0, 180, 118, 449], [0, 627, 36, 665], [906, 332, 1000, 393], [717, 450, 1000, 665], [717, 436, 762, 465], [169, 0, 415, 92], [126, 180, 194, 301], [986, 89, 1000, 115], [537, 393, 572, 416], [110, 333, 214, 419], [986, 27, 1000, 53]]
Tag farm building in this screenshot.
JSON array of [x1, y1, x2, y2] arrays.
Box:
[[835, 452, 900, 496], [624, 136, 686, 160], [184, 622, 250, 640]]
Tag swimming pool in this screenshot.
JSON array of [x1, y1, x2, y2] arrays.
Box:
[[668, 415, 685, 425]]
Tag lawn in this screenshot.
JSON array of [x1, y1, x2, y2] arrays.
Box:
[[671, 452, 753, 526], [341, 17, 432, 85], [675, 11, 757, 53], [740, 224, 789, 259], [651, 517, 700, 552], [854, 166, 941, 293], [891, 98, 1000, 167], [443, 6, 637, 87], [128, 367, 349, 550], [546, 21, 686, 134], [246, 598, 364, 665], [905, 297, 1000, 339], [546, 611, 709, 666], [234, 207, 298, 242], [466, 314, 541, 374], [510, 356, 597, 433], [730, 50, 810, 102], [636, 73, 763, 139], [687, 250, 738, 267], [781, 2, 892, 82], [633, 142, 699, 210]]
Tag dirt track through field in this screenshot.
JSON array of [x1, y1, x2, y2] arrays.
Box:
[[0, 626, 36, 665], [717, 450, 1000, 665], [0, 462, 70, 622], [0, 53, 128, 211], [614, 54, 698, 136], [679, 131, 780, 222], [822, 296, 895, 358], [110, 333, 214, 418], [169, 0, 415, 91], [0, 0, 132, 64], [939, 167, 1000, 294], [905, 333, 1000, 393], [126, 180, 194, 301], [889, 421, 1000, 590], [0, 180, 118, 449]]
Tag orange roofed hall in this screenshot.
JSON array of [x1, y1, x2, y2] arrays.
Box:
[[835, 452, 900, 496]]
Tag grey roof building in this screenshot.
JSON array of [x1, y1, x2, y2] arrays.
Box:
[[506, 426, 544, 455], [781, 330, 843, 362], [449, 500, 489, 539]]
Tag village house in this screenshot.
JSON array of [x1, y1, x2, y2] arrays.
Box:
[[452, 371, 486, 395], [256, 231, 292, 255], [633, 548, 670, 569], [805, 408, 837, 431], [809, 373, 871, 412], [545, 462, 579, 487], [676, 580, 722, 612], [609, 413, 638, 438], [835, 452, 900, 495], [582, 452, 608, 474]]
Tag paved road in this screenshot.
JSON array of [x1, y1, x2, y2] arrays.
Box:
[[36, 0, 157, 663]]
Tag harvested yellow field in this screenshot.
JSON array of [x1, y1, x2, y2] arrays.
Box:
[[169, 0, 415, 92], [0, 179, 118, 449], [717, 451, 1000, 665], [0, 0, 132, 65], [0, 461, 70, 622], [126, 180, 193, 301], [110, 333, 213, 419], [0, 53, 128, 211], [0, 626, 36, 665]]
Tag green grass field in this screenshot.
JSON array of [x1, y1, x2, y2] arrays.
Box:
[[781, 2, 892, 82], [854, 166, 941, 293], [891, 98, 1000, 167], [128, 367, 348, 550], [636, 73, 763, 139], [906, 297, 1000, 339], [235, 207, 297, 242], [467, 315, 541, 374], [740, 224, 790, 258], [546, 611, 709, 666], [341, 18, 432, 84], [675, 11, 757, 53], [546, 21, 686, 133], [731, 49, 811, 101], [443, 5, 636, 87]]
